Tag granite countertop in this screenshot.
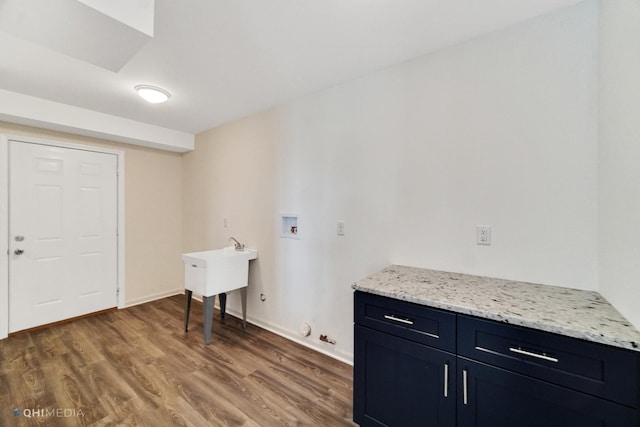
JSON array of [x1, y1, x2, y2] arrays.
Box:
[[352, 265, 640, 352]]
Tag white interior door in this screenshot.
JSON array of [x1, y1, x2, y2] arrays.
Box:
[[9, 141, 118, 332]]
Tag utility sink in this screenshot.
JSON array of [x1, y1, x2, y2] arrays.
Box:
[[182, 246, 258, 295], [182, 246, 258, 345]]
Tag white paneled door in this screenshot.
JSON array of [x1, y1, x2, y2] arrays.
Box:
[[8, 141, 118, 332]]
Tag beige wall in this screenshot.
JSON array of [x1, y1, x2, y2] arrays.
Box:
[[0, 121, 184, 305], [182, 1, 599, 361], [182, 112, 279, 341]]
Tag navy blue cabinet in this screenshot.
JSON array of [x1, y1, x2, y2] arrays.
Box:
[[458, 316, 640, 409], [353, 291, 640, 427], [354, 292, 457, 426], [457, 357, 637, 427], [354, 325, 455, 426]]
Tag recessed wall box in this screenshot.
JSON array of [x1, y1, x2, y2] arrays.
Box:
[[281, 214, 300, 239]]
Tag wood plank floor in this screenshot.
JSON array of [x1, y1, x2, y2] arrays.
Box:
[[0, 295, 355, 426]]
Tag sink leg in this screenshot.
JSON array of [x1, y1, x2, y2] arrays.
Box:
[[203, 295, 215, 345], [219, 292, 227, 319], [184, 290, 193, 332], [240, 287, 247, 329]]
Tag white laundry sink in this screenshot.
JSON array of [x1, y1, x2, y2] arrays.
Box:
[[182, 246, 258, 296], [182, 245, 257, 344]]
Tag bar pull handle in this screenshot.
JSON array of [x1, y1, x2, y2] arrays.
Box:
[[383, 314, 414, 325], [462, 369, 468, 405], [509, 347, 559, 363], [443, 363, 449, 397]]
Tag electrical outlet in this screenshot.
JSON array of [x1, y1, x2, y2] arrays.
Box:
[[477, 226, 492, 246], [337, 221, 345, 236], [223, 217, 230, 228]]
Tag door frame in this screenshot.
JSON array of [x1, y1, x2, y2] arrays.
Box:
[[0, 134, 125, 339]]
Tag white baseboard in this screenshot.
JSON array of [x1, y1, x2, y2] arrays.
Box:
[[125, 288, 184, 308], [225, 307, 354, 366]]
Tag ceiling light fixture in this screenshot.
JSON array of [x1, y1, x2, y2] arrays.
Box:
[[135, 85, 171, 104]]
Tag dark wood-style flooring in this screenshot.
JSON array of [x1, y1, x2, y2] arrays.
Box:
[[0, 295, 354, 426]]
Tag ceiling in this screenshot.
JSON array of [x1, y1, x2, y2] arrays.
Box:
[[0, 0, 583, 139]]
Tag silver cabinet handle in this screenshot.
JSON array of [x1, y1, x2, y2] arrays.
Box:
[[14, 248, 24, 255], [383, 314, 413, 325], [443, 363, 449, 397], [509, 347, 558, 363], [462, 369, 468, 405]]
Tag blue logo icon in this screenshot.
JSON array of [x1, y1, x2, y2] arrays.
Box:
[[13, 408, 21, 416]]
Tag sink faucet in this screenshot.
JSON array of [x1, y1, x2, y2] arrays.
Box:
[[229, 237, 245, 251]]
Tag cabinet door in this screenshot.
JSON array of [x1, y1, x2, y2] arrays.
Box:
[[457, 357, 638, 427], [354, 325, 455, 427]]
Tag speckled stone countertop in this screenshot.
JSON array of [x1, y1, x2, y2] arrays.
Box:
[[352, 265, 640, 352]]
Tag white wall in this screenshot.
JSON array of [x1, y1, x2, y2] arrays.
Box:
[[598, 0, 640, 329], [392, 1, 598, 286], [183, 1, 599, 361]]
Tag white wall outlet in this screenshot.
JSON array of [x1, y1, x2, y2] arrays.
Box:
[[477, 226, 492, 246], [223, 217, 230, 228], [337, 220, 345, 236]]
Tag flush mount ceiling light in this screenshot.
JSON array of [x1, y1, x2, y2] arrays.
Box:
[[135, 85, 171, 104]]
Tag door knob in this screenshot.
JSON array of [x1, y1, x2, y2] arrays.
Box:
[[14, 249, 24, 255]]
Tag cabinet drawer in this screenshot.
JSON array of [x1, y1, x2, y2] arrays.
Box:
[[355, 291, 456, 352], [458, 315, 640, 408]]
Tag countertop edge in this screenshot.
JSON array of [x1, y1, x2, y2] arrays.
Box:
[[352, 282, 640, 353]]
